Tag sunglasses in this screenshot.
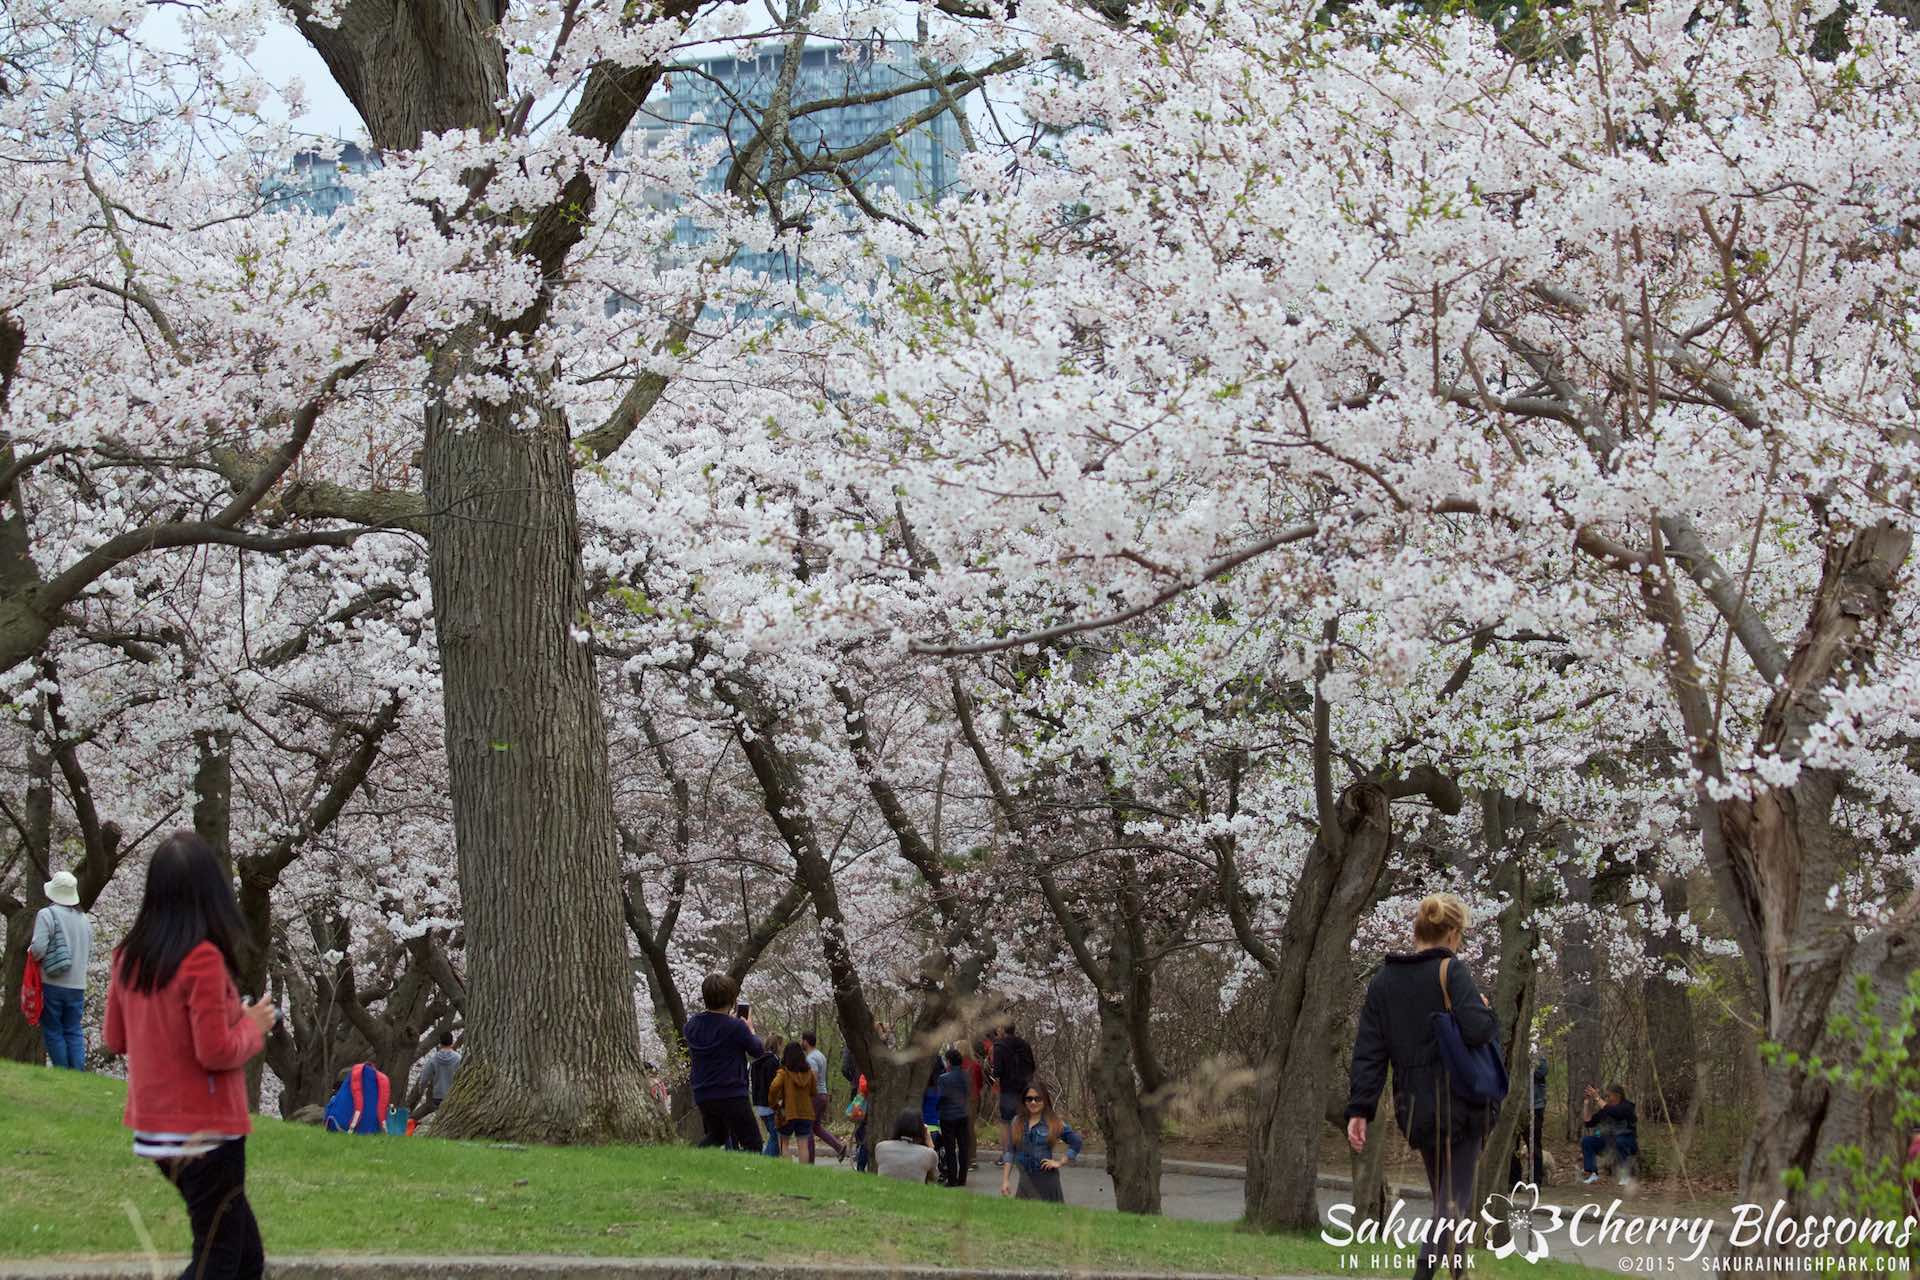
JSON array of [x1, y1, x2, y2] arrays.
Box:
[[1024, 1094, 1044, 1102]]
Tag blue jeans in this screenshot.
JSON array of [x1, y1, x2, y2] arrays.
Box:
[[1582, 1130, 1637, 1173], [41, 985, 85, 1070], [756, 1106, 780, 1157]]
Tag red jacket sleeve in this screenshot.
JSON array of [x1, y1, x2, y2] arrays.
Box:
[[182, 946, 264, 1072], [103, 965, 126, 1054]]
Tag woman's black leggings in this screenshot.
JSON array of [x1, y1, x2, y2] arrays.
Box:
[[1417, 1128, 1483, 1278], [156, 1138, 264, 1280]]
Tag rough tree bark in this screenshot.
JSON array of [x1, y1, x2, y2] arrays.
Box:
[[1632, 518, 1915, 1226], [1559, 867, 1602, 1143], [1638, 875, 1697, 1125], [421, 381, 664, 1142], [277, 0, 701, 1142], [1470, 793, 1542, 1246]]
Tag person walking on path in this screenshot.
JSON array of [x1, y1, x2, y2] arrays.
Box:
[[935, 1048, 972, 1186], [103, 831, 276, 1279], [29, 871, 93, 1070], [1345, 893, 1499, 1280], [413, 1032, 461, 1121], [875, 1109, 939, 1183], [769, 1040, 818, 1162], [999, 1077, 1082, 1202], [801, 1030, 848, 1160], [683, 973, 765, 1150], [750, 1033, 784, 1157], [990, 1021, 1037, 1168]]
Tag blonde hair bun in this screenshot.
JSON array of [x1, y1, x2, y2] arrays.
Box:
[[1413, 893, 1469, 944]]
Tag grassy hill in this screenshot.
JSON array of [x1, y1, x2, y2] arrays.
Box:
[[0, 1063, 1598, 1276]]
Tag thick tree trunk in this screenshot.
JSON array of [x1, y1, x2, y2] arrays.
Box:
[[1089, 996, 1163, 1214], [1637, 519, 1914, 1245], [421, 377, 664, 1144], [1245, 783, 1395, 1231]]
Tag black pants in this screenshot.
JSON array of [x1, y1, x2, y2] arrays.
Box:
[[1415, 1128, 1482, 1280], [154, 1138, 264, 1280], [937, 1122, 966, 1186], [696, 1095, 761, 1150]]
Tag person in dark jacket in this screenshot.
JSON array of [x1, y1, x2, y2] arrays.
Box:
[[749, 1033, 784, 1157], [683, 972, 764, 1150], [1580, 1084, 1638, 1184], [934, 1049, 972, 1186], [1346, 893, 1499, 1280]]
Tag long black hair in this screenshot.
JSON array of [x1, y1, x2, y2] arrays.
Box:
[[891, 1109, 927, 1144], [117, 830, 249, 994]]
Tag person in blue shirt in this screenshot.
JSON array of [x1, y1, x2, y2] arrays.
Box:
[[998, 1077, 1081, 1202]]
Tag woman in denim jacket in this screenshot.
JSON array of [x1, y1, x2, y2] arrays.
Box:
[[999, 1077, 1082, 1202]]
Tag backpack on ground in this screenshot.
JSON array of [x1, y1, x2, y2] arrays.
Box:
[[323, 1062, 392, 1134], [37, 908, 71, 981]]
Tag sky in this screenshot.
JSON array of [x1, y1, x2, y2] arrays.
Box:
[[248, 22, 366, 141]]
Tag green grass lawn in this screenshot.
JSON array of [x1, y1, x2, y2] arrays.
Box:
[[0, 1063, 1602, 1276]]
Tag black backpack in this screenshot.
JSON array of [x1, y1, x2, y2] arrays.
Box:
[[1006, 1036, 1036, 1087]]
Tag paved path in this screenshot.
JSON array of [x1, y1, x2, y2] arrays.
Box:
[[825, 1159, 1723, 1273]]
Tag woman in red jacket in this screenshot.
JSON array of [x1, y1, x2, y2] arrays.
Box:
[[104, 832, 274, 1279]]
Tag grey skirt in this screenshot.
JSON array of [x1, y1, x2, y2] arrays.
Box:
[[1016, 1166, 1064, 1202]]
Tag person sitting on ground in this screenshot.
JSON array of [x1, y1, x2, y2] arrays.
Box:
[[999, 1077, 1082, 1203], [413, 1032, 461, 1122], [1580, 1083, 1639, 1185], [875, 1108, 939, 1184], [324, 1061, 391, 1134], [769, 1040, 818, 1163], [682, 972, 765, 1151]]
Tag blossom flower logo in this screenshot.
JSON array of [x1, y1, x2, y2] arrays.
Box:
[[1480, 1182, 1561, 1263]]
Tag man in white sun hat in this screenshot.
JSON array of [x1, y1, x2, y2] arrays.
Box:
[[29, 871, 93, 1070]]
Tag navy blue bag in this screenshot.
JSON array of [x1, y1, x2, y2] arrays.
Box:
[[1431, 957, 1509, 1104]]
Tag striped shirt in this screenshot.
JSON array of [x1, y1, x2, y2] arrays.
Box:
[[132, 1131, 243, 1160]]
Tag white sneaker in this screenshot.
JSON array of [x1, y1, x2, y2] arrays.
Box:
[[1581, 1173, 1599, 1184]]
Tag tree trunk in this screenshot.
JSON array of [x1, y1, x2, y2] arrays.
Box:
[[1245, 783, 1396, 1231], [0, 728, 53, 1062], [1471, 833, 1540, 1244], [421, 374, 664, 1144], [1560, 868, 1602, 1143], [1348, 1109, 1390, 1226], [1637, 518, 1914, 1244], [1639, 877, 1696, 1125], [1089, 995, 1163, 1214]]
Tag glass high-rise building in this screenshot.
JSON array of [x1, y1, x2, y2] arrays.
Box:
[[632, 38, 969, 280]]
